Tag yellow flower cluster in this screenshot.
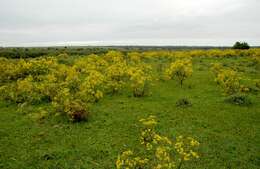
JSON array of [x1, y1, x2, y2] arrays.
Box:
[[77, 70, 105, 103], [116, 115, 200, 169], [165, 59, 193, 86], [215, 69, 241, 95], [154, 146, 175, 169], [127, 64, 152, 97], [174, 136, 200, 161], [74, 54, 108, 74], [104, 51, 125, 63], [105, 61, 127, 93], [210, 63, 224, 76], [116, 150, 148, 169], [127, 52, 142, 63], [0, 57, 57, 82]]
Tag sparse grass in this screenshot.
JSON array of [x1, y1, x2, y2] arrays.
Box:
[[0, 56, 260, 169]]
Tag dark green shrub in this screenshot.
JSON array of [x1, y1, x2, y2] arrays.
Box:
[[176, 98, 192, 107], [225, 94, 252, 106], [232, 42, 250, 50]]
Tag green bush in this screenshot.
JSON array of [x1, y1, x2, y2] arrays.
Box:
[[225, 94, 252, 106], [176, 98, 192, 107], [232, 42, 250, 50]]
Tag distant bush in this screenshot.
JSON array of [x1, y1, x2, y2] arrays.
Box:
[[225, 94, 252, 106], [176, 98, 192, 107], [232, 42, 250, 50]]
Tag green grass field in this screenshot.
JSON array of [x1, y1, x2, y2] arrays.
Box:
[[0, 56, 259, 169]]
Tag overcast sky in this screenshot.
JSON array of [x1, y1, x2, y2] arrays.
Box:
[[1, 0, 260, 46]]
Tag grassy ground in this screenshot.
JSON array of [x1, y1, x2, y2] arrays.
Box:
[[0, 57, 259, 169]]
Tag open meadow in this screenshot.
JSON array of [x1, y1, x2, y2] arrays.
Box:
[[0, 48, 260, 169]]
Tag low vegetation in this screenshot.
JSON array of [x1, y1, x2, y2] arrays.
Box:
[[0, 48, 259, 168]]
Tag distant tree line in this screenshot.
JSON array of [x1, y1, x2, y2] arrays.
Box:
[[0, 42, 255, 58]]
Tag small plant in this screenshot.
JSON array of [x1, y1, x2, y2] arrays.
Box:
[[255, 79, 260, 89], [225, 94, 252, 106], [176, 98, 192, 107]]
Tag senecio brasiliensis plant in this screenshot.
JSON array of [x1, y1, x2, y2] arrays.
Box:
[[116, 116, 200, 169], [164, 59, 193, 87]]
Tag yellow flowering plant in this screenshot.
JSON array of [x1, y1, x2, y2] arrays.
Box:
[[165, 59, 193, 86], [105, 61, 128, 94], [215, 69, 241, 95], [76, 70, 105, 103], [74, 54, 108, 74], [127, 64, 153, 97], [116, 115, 200, 169]]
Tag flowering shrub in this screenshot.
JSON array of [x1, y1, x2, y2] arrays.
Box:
[[215, 69, 241, 95], [0, 75, 43, 104], [127, 52, 142, 63], [104, 51, 125, 63], [51, 88, 89, 121], [77, 70, 105, 103], [105, 61, 127, 94], [127, 64, 153, 97], [74, 54, 108, 74], [0, 57, 57, 82], [210, 63, 223, 76], [116, 116, 200, 169], [165, 59, 193, 86]]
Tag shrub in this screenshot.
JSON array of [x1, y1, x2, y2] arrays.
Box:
[[74, 54, 108, 74], [232, 41, 250, 50], [127, 64, 152, 97], [66, 100, 89, 122], [255, 79, 260, 89], [127, 52, 142, 63], [165, 59, 193, 86], [52, 88, 89, 121], [116, 116, 200, 169], [176, 98, 192, 107], [77, 70, 105, 103], [225, 94, 252, 106], [215, 69, 241, 95], [210, 63, 223, 76], [105, 61, 127, 94], [0, 76, 43, 104]]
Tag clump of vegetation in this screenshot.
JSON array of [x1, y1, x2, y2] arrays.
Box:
[[255, 79, 260, 89], [127, 64, 153, 97], [215, 69, 241, 95], [176, 98, 192, 107], [116, 116, 200, 169], [66, 100, 89, 122], [165, 59, 193, 86], [232, 41, 250, 50], [225, 94, 252, 106]]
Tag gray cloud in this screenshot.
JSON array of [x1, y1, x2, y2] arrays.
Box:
[[0, 0, 259, 46]]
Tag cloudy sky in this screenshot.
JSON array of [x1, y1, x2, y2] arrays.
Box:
[[0, 0, 260, 46]]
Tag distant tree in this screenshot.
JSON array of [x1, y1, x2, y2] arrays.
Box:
[[232, 41, 250, 50]]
